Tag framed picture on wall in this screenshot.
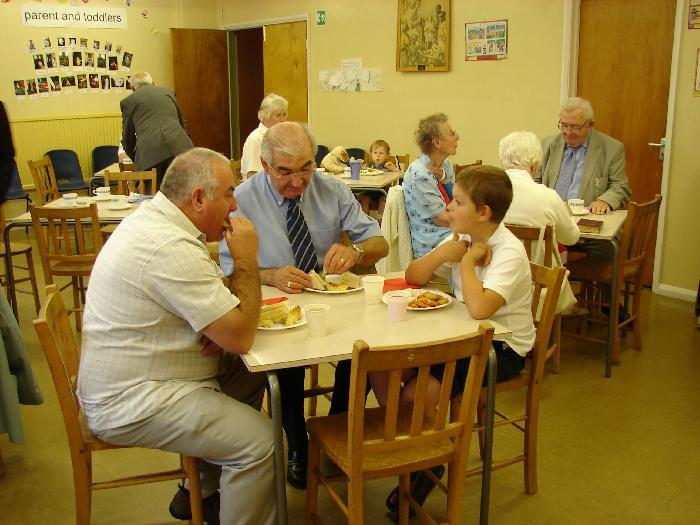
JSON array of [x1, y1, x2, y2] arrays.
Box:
[[396, 0, 450, 72]]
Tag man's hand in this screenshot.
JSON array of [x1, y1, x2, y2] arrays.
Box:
[[200, 335, 224, 357], [435, 239, 469, 262], [270, 266, 312, 293], [323, 243, 358, 274], [225, 216, 258, 261], [464, 242, 492, 267], [589, 200, 612, 215]]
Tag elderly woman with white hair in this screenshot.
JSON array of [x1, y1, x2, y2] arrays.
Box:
[[240, 93, 288, 178]]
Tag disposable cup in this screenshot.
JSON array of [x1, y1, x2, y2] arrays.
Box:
[[362, 275, 385, 305], [304, 304, 330, 337], [386, 292, 410, 322]]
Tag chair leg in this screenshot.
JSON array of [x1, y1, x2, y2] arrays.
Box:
[[73, 450, 92, 525], [398, 473, 411, 525], [308, 365, 319, 417], [25, 250, 41, 314], [631, 279, 644, 351], [611, 285, 622, 366], [446, 463, 466, 524], [524, 394, 540, 495], [476, 395, 486, 461], [182, 456, 203, 525], [71, 277, 82, 332], [305, 437, 321, 524], [348, 468, 364, 525], [552, 315, 562, 374]]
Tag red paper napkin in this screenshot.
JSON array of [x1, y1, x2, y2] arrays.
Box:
[[382, 278, 421, 294], [261, 296, 288, 305]]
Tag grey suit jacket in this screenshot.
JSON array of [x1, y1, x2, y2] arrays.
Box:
[[120, 85, 193, 170], [537, 128, 631, 210]]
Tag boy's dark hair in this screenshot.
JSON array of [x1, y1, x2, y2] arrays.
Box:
[[455, 165, 512, 223]]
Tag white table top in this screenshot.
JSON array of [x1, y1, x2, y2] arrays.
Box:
[[576, 209, 627, 240], [340, 171, 403, 191], [242, 285, 510, 373], [7, 196, 138, 225]]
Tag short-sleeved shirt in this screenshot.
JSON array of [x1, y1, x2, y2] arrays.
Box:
[[240, 122, 267, 175], [434, 223, 535, 356], [219, 171, 381, 275], [77, 193, 240, 431], [402, 154, 455, 258]]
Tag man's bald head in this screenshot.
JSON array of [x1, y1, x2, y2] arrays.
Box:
[[261, 121, 317, 165]]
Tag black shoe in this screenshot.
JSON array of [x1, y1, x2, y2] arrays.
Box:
[[385, 465, 445, 522], [169, 484, 220, 525], [287, 450, 307, 489]]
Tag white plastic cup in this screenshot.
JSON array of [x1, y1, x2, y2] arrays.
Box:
[[567, 198, 585, 213], [386, 292, 410, 322], [62, 193, 78, 207], [304, 304, 330, 337], [362, 275, 385, 305], [93, 186, 111, 197], [342, 166, 352, 179]]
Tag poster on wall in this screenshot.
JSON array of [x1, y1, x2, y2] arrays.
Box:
[[49, 76, 61, 96], [694, 49, 700, 97], [396, 0, 450, 72], [689, 1, 700, 29], [14, 80, 26, 100], [465, 20, 508, 61]]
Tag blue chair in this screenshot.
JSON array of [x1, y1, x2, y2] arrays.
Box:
[[90, 145, 119, 193], [4, 162, 31, 213], [346, 147, 366, 162], [45, 149, 88, 192], [315, 144, 329, 166]]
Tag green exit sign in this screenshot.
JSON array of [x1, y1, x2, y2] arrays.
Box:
[[316, 10, 326, 26]]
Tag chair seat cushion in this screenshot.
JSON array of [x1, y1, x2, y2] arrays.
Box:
[[307, 405, 455, 480]]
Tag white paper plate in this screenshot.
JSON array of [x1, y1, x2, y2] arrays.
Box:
[[258, 310, 307, 331], [360, 168, 382, 176], [571, 208, 589, 216], [108, 202, 131, 211], [383, 288, 453, 311], [304, 286, 364, 294]]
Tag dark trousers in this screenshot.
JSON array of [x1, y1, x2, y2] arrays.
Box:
[[147, 156, 175, 191], [277, 360, 357, 457]]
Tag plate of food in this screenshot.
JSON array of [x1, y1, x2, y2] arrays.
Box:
[[257, 301, 307, 330], [382, 289, 453, 310], [304, 270, 363, 294], [360, 168, 383, 176]]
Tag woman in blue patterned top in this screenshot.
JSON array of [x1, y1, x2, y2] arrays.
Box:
[[403, 112, 460, 258]]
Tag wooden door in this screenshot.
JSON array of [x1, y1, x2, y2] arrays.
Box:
[[577, 0, 674, 282], [234, 28, 264, 156], [171, 29, 230, 158], [263, 21, 308, 122]]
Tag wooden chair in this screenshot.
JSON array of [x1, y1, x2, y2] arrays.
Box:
[[0, 205, 40, 316], [453, 159, 482, 175], [30, 203, 103, 331], [104, 168, 157, 196], [565, 195, 662, 365], [27, 156, 60, 205], [306, 326, 495, 524], [33, 285, 203, 525], [230, 159, 243, 186], [118, 161, 135, 172], [394, 154, 410, 171], [457, 263, 564, 494], [505, 223, 563, 373]]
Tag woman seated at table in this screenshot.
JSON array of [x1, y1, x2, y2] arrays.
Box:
[[240, 93, 288, 178], [402, 112, 459, 258], [499, 130, 580, 260]]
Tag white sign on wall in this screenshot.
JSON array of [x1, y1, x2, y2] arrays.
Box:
[[21, 4, 128, 29]]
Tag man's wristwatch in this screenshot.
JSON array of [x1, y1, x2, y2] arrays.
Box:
[[350, 243, 365, 263]]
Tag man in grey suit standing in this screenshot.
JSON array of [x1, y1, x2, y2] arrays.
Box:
[[539, 97, 631, 215], [121, 71, 193, 188]]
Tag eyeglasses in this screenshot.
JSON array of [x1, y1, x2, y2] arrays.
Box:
[[558, 120, 590, 132], [269, 163, 316, 180]]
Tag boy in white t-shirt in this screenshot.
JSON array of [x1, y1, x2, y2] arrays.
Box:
[[377, 165, 536, 518]]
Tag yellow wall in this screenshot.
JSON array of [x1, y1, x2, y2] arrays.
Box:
[[223, 1, 564, 165], [1, 0, 218, 184], [660, 0, 700, 293]]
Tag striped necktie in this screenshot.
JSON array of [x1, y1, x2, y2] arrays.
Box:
[[555, 147, 577, 201], [286, 198, 318, 273]]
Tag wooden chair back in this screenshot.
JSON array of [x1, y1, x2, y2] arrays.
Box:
[[505, 223, 554, 267], [104, 169, 157, 195], [33, 284, 205, 524], [27, 156, 59, 205], [618, 194, 662, 282], [453, 159, 483, 175], [230, 159, 243, 186], [393, 154, 410, 171], [529, 263, 566, 366]]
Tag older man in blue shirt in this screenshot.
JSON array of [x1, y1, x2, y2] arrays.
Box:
[[219, 121, 388, 489]]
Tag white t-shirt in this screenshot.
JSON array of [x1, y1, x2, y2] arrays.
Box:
[[240, 122, 268, 176], [435, 223, 536, 356]]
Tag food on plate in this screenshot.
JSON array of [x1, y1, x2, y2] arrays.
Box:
[[360, 167, 382, 175], [308, 270, 360, 291], [258, 301, 302, 328], [408, 292, 449, 309]]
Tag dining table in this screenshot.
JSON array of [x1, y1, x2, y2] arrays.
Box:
[[3, 196, 139, 318], [573, 209, 628, 377], [339, 170, 403, 196], [244, 281, 511, 525]]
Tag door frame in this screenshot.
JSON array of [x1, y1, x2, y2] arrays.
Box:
[[562, 0, 687, 298], [222, 15, 311, 125]]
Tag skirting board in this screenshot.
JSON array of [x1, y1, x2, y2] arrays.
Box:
[[654, 283, 696, 303]]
